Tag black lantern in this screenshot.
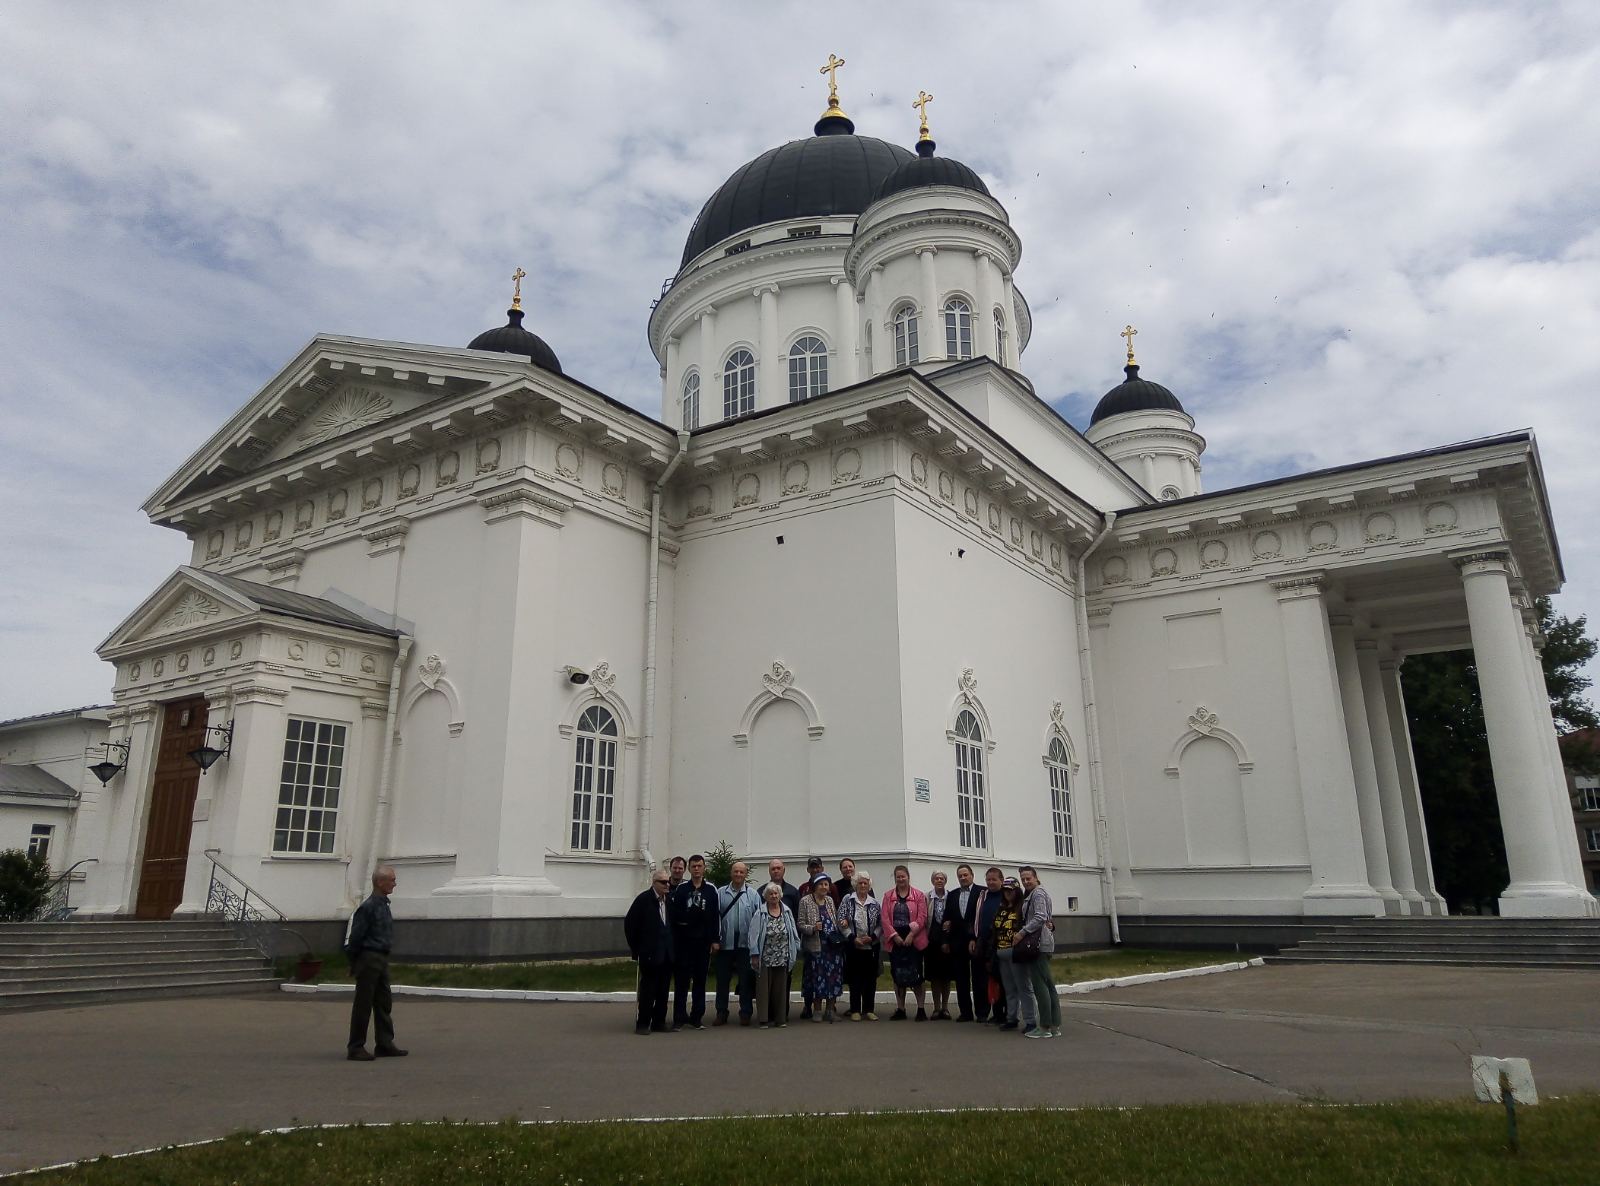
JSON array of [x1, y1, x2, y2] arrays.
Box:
[[187, 720, 235, 773], [87, 739, 131, 786]]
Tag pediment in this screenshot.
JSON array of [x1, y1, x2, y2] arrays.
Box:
[[145, 336, 529, 516], [98, 568, 258, 655]]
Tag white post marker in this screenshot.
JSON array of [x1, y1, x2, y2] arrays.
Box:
[[1472, 1055, 1537, 1153]]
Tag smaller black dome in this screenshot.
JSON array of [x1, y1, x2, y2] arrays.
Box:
[[1090, 364, 1185, 425], [468, 308, 562, 374], [873, 139, 992, 203]]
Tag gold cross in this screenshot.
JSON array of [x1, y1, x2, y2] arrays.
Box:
[[820, 54, 846, 107], [1121, 324, 1138, 365], [913, 90, 934, 141], [511, 267, 526, 310]]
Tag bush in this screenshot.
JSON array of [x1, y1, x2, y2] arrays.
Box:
[[704, 840, 736, 887], [0, 848, 51, 921]]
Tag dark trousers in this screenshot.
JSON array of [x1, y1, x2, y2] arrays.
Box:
[[714, 947, 754, 1018], [950, 946, 974, 1018], [348, 951, 395, 1052], [845, 944, 878, 1015], [672, 940, 712, 1026], [970, 952, 999, 1021], [636, 959, 671, 1031]]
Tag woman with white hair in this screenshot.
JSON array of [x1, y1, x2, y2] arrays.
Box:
[[835, 869, 883, 1021], [745, 880, 800, 1028]]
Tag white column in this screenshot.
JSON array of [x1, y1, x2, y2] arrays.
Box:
[[1139, 453, 1157, 494], [1356, 641, 1423, 913], [1329, 618, 1401, 910], [1519, 609, 1595, 898], [1379, 657, 1448, 914], [757, 285, 780, 407], [1272, 576, 1383, 914], [832, 277, 857, 388], [1455, 549, 1594, 916], [697, 307, 717, 417], [663, 336, 680, 422], [976, 251, 999, 360], [918, 247, 941, 361], [1001, 274, 1018, 364], [864, 266, 885, 375]]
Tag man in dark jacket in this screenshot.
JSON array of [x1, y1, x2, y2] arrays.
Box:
[[669, 854, 719, 1029], [968, 865, 1007, 1024], [946, 862, 980, 1021], [345, 865, 407, 1061], [624, 869, 675, 1034]]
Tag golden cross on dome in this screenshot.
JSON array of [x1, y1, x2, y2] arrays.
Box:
[[511, 267, 527, 311], [913, 90, 935, 142], [1121, 324, 1139, 365], [820, 53, 846, 113]]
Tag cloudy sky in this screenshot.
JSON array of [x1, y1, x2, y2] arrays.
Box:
[[2, 1, 1598, 720]]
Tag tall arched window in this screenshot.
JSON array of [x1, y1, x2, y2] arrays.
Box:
[[954, 709, 988, 850], [892, 305, 920, 367], [681, 370, 700, 430], [1046, 737, 1074, 860], [723, 349, 756, 417], [993, 307, 1008, 362], [944, 297, 973, 360], [570, 704, 618, 852], [788, 336, 828, 402]]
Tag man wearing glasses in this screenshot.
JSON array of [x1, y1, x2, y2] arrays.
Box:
[[624, 869, 676, 1035]]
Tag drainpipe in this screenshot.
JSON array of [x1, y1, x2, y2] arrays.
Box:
[[639, 430, 691, 876], [1074, 511, 1119, 943], [363, 635, 412, 901]]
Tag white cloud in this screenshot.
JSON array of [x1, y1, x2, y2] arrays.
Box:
[[1, 0, 1598, 718]]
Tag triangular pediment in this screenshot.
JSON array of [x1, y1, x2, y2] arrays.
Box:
[[98, 568, 259, 656], [144, 335, 533, 516]]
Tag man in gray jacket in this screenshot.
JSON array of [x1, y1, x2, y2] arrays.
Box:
[[713, 861, 760, 1025], [1018, 865, 1061, 1038]]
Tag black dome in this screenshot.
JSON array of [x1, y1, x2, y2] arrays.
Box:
[[874, 141, 991, 203], [680, 128, 915, 268], [468, 308, 562, 374], [1090, 364, 1185, 425]]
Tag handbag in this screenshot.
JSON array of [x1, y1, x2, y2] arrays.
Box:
[[1012, 928, 1042, 964]]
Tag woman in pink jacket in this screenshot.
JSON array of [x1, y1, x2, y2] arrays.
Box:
[[883, 864, 930, 1021]]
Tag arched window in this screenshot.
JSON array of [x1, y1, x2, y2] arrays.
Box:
[[681, 370, 700, 430], [788, 336, 828, 402], [993, 307, 1008, 362], [944, 297, 973, 360], [723, 349, 756, 418], [570, 705, 618, 852], [954, 709, 988, 850], [1046, 736, 1074, 860], [892, 305, 920, 367]]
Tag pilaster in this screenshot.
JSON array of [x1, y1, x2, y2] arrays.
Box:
[[832, 277, 858, 387], [757, 285, 781, 407], [975, 251, 999, 359], [917, 248, 941, 361]]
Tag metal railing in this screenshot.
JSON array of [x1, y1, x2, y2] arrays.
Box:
[[29, 859, 97, 921], [202, 848, 309, 960]]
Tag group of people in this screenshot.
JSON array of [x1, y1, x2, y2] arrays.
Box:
[[623, 855, 1065, 1039]]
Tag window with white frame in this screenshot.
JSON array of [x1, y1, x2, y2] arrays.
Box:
[[570, 704, 618, 852], [1588, 827, 1600, 854], [28, 824, 53, 860], [953, 709, 988, 850], [944, 297, 973, 360], [892, 305, 920, 367], [1046, 737, 1074, 860], [993, 306, 1008, 361], [1578, 777, 1600, 812], [788, 336, 828, 402], [681, 370, 700, 430], [272, 718, 347, 855], [723, 349, 756, 417]]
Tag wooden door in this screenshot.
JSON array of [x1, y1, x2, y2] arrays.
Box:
[[134, 697, 209, 919]]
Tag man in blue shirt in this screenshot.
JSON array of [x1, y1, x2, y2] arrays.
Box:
[[713, 861, 760, 1025]]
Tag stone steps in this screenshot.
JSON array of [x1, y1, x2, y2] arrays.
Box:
[[1268, 918, 1600, 969], [0, 919, 280, 1010]]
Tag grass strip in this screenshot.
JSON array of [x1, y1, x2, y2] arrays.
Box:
[[23, 1099, 1599, 1185], [290, 947, 1239, 993]]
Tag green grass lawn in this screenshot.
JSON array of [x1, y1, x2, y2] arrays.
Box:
[[24, 1100, 1597, 1185], [290, 947, 1245, 993]]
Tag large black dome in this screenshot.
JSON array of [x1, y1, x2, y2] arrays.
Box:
[[1090, 364, 1185, 425], [874, 141, 991, 203], [468, 308, 562, 374], [680, 127, 915, 268]]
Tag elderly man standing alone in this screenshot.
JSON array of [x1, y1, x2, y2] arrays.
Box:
[[345, 866, 407, 1061]]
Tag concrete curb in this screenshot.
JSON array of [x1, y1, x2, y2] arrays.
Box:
[[281, 957, 1265, 1003]]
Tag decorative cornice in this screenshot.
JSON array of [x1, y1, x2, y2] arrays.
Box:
[[1451, 547, 1512, 575], [1271, 573, 1326, 600], [477, 478, 573, 527], [232, 683, 291, 706]]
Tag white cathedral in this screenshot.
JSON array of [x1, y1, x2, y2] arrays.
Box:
[[69, 73, 1596, 953]]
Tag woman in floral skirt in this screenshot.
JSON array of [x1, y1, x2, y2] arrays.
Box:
[[797, 872, 844, 1021]]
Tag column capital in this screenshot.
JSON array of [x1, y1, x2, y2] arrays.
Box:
[[1378, 655, 1406, 673], [915, 245, 938, 258], [1271, 573, 1326, 601], [751, 284, 780, 299], [1326, 612, 1355, 628], [1451, 547, 1512, 576], [830, 275, 848, 288], [696, 305, 717, 322]]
